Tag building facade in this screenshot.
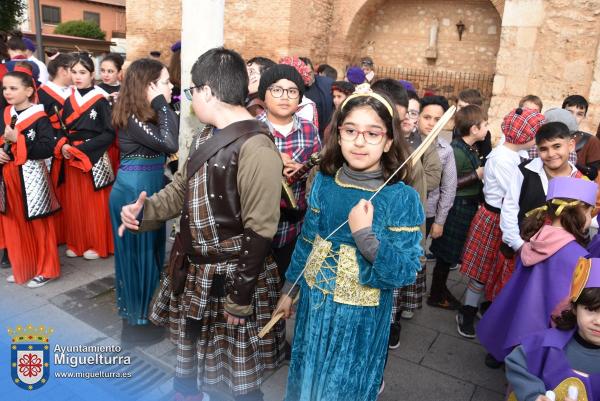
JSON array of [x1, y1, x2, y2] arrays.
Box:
[[126, 0, 600, 133], [25, 0, 126, 40]]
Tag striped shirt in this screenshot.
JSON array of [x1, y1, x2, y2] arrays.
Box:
[[426, 138, 457, 225]]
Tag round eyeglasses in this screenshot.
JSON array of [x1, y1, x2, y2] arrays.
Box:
[[268, 86, 300, 99]]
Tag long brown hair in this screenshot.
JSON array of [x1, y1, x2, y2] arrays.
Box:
[[319, 94, 412, 185], [520, 198, 591, 245], [112, 58, 164, 129]]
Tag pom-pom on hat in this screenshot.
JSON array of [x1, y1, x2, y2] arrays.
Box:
[[546, 176, 598, 207], [22, 37, 36, 52], [258, 64, 305, 103], [346, 66, 366, 85], [278, 56, 312, 87], [570, 258, 600, 302], [171, 41, 181, 52], [501, 108, 546, 145]]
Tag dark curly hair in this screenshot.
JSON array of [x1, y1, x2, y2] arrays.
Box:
[[553, 287, 600, 330], [319, 94, 413, 185], [520, 199, 592, 246]]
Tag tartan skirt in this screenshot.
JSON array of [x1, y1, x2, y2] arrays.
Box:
[[149, 256, 285, 395], [430, 196, 479, 265], [460, 205, 502, 283], [485, 252, 516, 301], [391, 264, 427, 322]]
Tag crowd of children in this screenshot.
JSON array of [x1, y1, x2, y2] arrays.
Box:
[[2, 29, 600, 400]]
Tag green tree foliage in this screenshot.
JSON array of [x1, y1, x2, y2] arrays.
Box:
[[0, 0, 27, 32], [54, 20, 106, 40]]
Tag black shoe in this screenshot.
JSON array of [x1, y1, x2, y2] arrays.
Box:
[[427, 294, 461, 310], [477, 301, 492, 319], [442, 287, 462, 309], [388, 323, 401, 349], [484, 353, 504, 369], [0, 251, 10, 269], [456, 305, 478, 338], [425, 253, 435, 261]]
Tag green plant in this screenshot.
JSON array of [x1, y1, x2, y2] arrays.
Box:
[[0, 0, 27, 32], [54, 20, 106, 40]]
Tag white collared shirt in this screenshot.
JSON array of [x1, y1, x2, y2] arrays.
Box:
[[500, 157, 579, 250], [482, 144, 522, 209]]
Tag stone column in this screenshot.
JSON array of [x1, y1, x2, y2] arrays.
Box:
[[488, 0, 545, 136], [178, 0, 225, 163]]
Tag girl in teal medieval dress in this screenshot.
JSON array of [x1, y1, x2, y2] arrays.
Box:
[[277, 87, 424, 401]]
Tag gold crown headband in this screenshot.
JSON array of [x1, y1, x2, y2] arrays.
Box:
[[525, 199, 582, 218], [341, 83, 395, 118]]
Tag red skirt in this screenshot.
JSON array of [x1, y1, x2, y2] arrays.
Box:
[[485, 252, 516, 301], [62, 162, 113, 257], [1, 162, 60, 284], [460, 205, 502, 283]]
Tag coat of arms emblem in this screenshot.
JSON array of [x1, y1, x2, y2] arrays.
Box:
[[9, 324, 53, 390]]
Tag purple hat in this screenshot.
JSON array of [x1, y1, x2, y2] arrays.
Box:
[[546, 177, 598, 206], [570, 258, 600, 301], [171, 41, 181, 52], [346, 66, 366, 85], [399, 80, 415, 92], [22, 38, 36, 52]]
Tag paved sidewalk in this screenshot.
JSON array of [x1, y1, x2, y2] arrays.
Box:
[[0, 248, 505, 401]]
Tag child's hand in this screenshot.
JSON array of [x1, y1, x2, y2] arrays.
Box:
[[348, 199, 374, 233], [476, 166, 484, 179], [276, 294, 294, 319], [0, 149, 10, 164], [430, 223, 444, 239], [61, 144, 72, 159], [146, 83, 161, 103], [4, 126, 17, 143], [118, 191, 147, 236]]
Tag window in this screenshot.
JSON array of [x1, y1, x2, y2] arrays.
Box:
[[83, 11, 100, 26], [41, 5, 61, 24], [111, 31, 126, 39]]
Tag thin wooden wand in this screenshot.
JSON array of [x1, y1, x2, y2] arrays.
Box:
[[258, 106, 457, 338]]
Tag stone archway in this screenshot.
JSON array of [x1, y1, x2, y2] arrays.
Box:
[[327, 0, 503, 72]]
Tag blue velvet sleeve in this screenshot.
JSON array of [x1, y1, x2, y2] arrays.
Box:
[[358, 183, 424, 289], [285, 172, 322, 286]]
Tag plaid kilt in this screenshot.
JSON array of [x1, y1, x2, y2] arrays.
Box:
[[460, 205, 502, 283], [149, 131, 284, 395], [391, 264, 427, 323], [484, 252, 516, 301], [430, 197, 479, 265]]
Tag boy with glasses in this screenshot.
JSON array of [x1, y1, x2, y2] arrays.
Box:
[[256, 64, 321, 278]]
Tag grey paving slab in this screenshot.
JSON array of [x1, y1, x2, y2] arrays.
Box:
[[421, 333, 507, 394], [262, 363, 289, 401], [388, 320, 439, 364], [381, 357, 475, 401], [470, 386, 505, 401]]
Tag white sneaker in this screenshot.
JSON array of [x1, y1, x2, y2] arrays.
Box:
[[401, 310, 414, 319], [6, 274, 15, 283], [27, 276, 53, 288], [378, 379, 385, 396], [83, 250, 100, 260], [65, 249, 77, 258]]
